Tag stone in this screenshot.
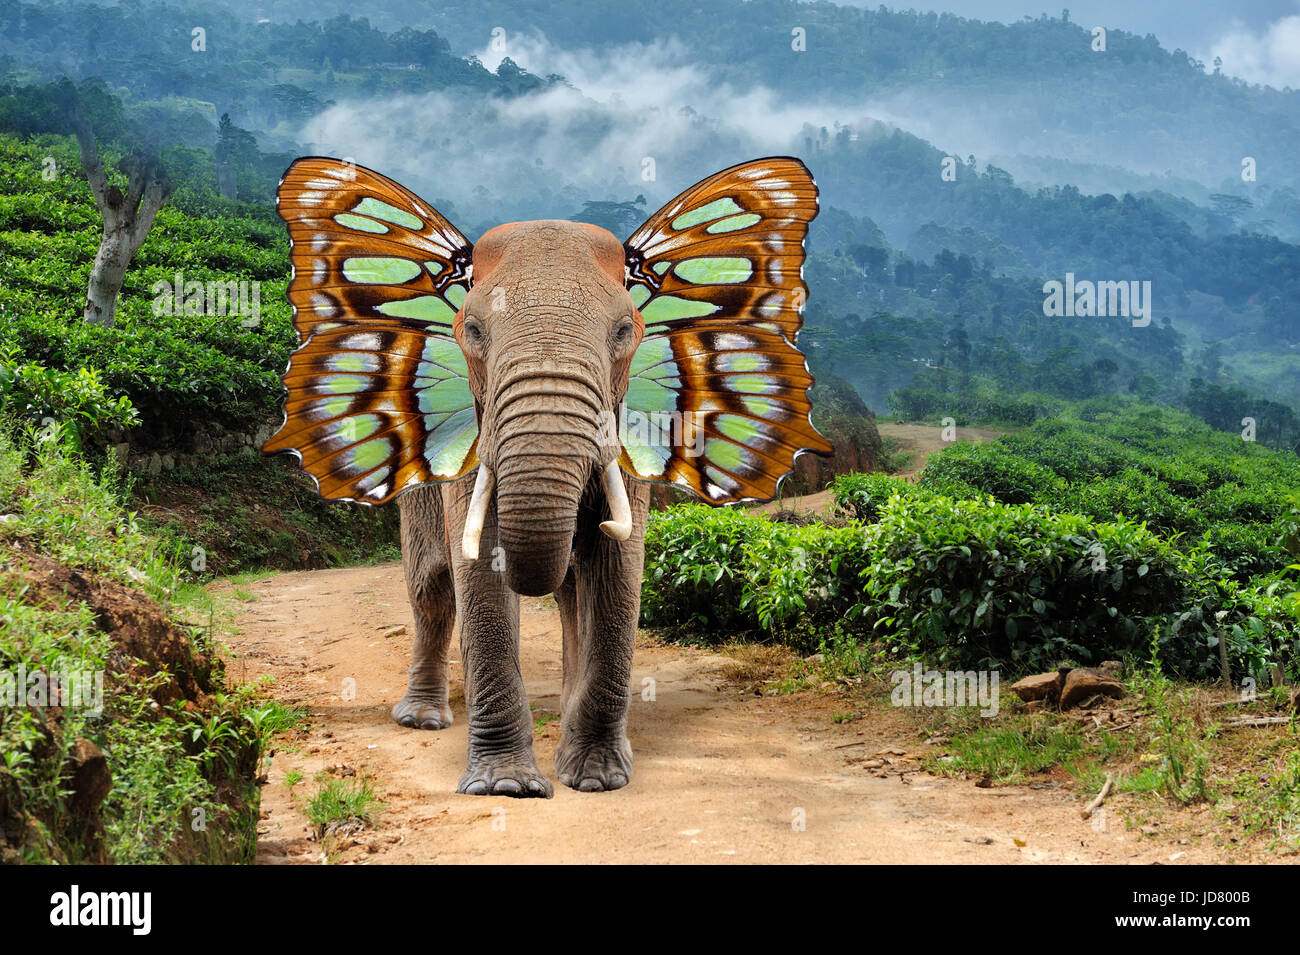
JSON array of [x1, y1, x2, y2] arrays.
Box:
[[1010, 671, 1063, 705], [1059, 668, 1125, 710]]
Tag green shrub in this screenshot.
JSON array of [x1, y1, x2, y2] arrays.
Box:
[[0, 136, 295, 437], [859, 494, 1201, 674], [920, 442, 1066, 505], [741, 521, 864, 637], [641, 505, 770, 631], [641, 487, 1267, 678], [918, 404, 1300, 578], [829, 471, 931, 522], [0, 350, 139, 448]]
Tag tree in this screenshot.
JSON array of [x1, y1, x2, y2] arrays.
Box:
[[1, 79, 175, 327], [60, 85, 175, 327], [215, 112, 258, 200]]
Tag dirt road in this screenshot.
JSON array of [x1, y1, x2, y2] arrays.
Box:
[[221, 563, 1220, 865]]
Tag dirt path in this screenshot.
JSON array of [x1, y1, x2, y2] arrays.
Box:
[[877, 422, 1005, 480], [220, 563, 1223, 865]]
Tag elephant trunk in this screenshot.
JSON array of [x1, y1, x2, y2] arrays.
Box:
[[489, 372, 605, 596]]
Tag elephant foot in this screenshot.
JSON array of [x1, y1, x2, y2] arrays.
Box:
[[392, 690, 453, 730], [458, 756, 553, 798], [555, 735, 633, 793]]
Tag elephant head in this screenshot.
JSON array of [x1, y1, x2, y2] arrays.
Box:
[[265, 156, 832, 595], [454, 220, 642, 594]]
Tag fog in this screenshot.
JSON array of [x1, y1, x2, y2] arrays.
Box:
[[299, 35, 890, 233]]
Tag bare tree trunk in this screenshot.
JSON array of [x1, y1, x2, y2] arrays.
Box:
[[73, 123, 174, 328]]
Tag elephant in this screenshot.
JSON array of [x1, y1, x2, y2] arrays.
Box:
[[266, 156, 829, 796]]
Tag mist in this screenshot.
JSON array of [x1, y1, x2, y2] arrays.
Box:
[[298, 35, 881, 234]]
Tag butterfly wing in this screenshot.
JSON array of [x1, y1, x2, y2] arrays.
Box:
[[276, 157, 474, 341], [620, 157, 830, 503], [265, 158, 479, 504]]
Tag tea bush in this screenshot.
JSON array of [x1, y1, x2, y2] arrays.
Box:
[[860, 494, 1200, 674], [640, 488, 1286, 676], [918, 404, 1300, 577], [829, 471, 931, 522], [0, 350, 139, 447], [0, 136, 295, 436], [641, 505, 770, 632]]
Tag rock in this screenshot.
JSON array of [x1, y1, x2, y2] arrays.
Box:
[[1010, 671, 1064, 705], [1059, 668, 1125, 710], [146, 452, 163, 477], [1099, 660, 1123, 678], [67, 738, 111, 815]]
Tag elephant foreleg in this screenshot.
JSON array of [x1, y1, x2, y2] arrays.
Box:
[[393, 486, 455, 730], [553, 481, 649, 792], [445, 477, 553, 798]]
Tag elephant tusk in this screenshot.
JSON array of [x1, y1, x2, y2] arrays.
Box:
[[462, 465, 495, 560], [599, 459, 633, 542]]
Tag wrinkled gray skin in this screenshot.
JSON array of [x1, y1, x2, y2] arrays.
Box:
[[391, 220, 651, 797]]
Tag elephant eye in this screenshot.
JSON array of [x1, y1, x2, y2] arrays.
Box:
[[464, 317, 484, 343], [614, 319, 634, 343]]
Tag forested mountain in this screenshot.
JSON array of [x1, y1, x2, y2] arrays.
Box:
[[1, 0, 1297, 441]]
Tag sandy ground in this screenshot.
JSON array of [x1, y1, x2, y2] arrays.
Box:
[[220, 561, 1227, 865], [877, 422, 1005, 479]]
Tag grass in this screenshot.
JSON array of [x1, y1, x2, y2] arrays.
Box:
[[713, 614, 1298, 858], [1130, 666, 1214, 804], [136, 451, 401, 577], [306, 776, 384, 837], [0, 421, 277, 863], [877, 436, 917, 474], [928, 716, 1093, 783], [876, 647, 1296, 855], [1220, 732, 1300, 853]]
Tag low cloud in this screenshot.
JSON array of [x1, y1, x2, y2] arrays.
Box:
[[1209, 13, 1300, 89], [297, 33, 881, 232]]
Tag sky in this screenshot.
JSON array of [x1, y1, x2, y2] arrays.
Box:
[[839, 0, 1300, 87]]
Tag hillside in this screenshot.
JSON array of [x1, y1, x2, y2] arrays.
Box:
[[4, 1, 1299, 433]]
